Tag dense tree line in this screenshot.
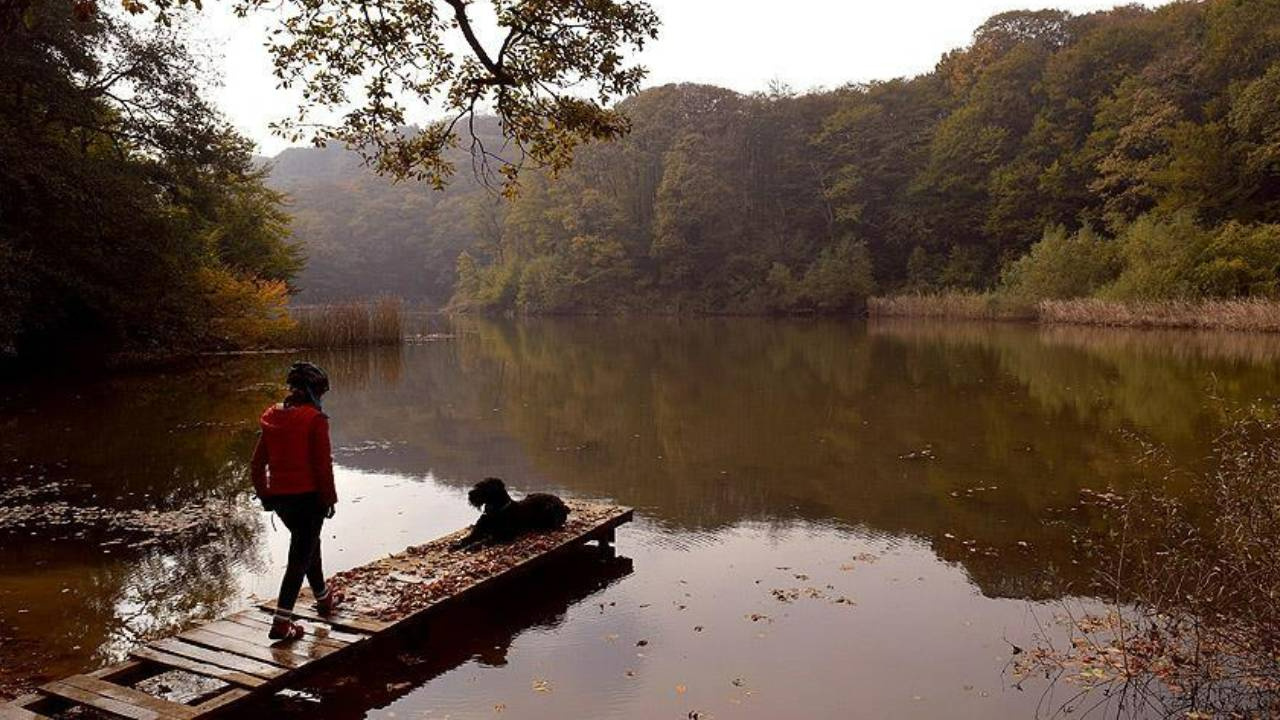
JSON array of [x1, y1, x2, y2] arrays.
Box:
[[447, 1, 1280, 314], [1, 0, 301, 362], [12, 0, 1280, 346]]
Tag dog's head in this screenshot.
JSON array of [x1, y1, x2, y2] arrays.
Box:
[[468, 477, 509, 509]]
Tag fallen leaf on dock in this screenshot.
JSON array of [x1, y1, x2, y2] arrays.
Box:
[[325, 501, 626, 622]]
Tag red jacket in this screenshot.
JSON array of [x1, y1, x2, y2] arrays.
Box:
[[250, 403, 337, 506]]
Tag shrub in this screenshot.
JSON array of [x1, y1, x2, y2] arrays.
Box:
[[516, 255, 564, 312], [1101, 211, 1208, 300], [765, 262, 799, 311], [1017, 408, 1280, 717], [938, 245, 989, 290], [1101, 214, 1280, 301], [0, 240, 28, 356], [515, 235, 634, 313], [1191, 221, 1280, 298], [797, 238, 875, 311], [905, 246, 944, 291], [999, 224, 1121, 302], [197, 267, 296, 349], [450, 255, 520, 313]]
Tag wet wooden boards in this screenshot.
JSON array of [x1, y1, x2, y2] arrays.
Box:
[[1, 503, 632, 719]]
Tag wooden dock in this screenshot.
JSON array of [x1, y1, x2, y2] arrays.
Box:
[[3, 502, 633, 719]]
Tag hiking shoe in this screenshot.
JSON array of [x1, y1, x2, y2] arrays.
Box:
[[314, 588, 343, 617], [268, 616, 305, 641]]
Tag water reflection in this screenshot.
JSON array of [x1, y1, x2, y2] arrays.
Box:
[[2, 317, 1278, 716]]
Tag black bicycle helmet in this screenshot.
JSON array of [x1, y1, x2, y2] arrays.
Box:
[[286, 361, 330, 397]]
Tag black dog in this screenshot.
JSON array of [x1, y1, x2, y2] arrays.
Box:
[[449, 478, 570, 551]]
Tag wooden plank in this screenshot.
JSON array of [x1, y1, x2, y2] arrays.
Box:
[[41, 676, 192, 720], [87, 661, 150, 687], [255, 595, 389, 635], [193, 620, 342, 662], [192, 688, 251, 715], [43, 681, 159, 720], [59, 676, 196, 720], [227, 611, 366, 646], [0, 701, 48, 719], [178, 628, 310, 670], [129, 647, 265, 689], [146, 638, 284, 680]]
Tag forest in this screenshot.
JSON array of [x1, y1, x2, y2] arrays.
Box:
[[7, 0, 1280, 362], [1, 2, 303, 363], [431, 0, 1280, 314]]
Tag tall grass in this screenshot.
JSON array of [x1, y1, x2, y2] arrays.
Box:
[[867, 292, 1036, 321], [289, 298, 404, 348], [871, 293, 1280, 333], [1038, 297, 1280, 332]]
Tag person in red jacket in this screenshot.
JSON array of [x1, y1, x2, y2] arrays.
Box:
[[251, 362, 341, 640]]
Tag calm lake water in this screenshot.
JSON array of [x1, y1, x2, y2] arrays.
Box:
[[3, 317, 1278, 718]]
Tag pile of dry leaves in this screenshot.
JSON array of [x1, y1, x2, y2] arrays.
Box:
[[329, 501, 627, 622]]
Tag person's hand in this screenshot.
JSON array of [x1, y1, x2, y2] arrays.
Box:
[[325, 504, 336, 519]]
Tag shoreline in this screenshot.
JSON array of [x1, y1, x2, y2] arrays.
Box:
[[9, 297, 1280, 380], [868, 294, 1280, 334]]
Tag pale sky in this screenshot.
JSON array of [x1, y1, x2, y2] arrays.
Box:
[[199, 0, 1157, 156]]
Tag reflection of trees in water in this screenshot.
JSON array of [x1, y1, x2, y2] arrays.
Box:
[[0, 357, 277, 689], [0, 499, 263, 689], [0, 357, 288, 508], [13, 317, 1255, 615], [871, 319, 1280, 449], [433, 317, 1278, 601], [92, 501, 265, 663]]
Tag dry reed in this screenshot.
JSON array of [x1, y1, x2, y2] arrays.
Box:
[[1038, 297, 1280, 332], [288, 298, 404, 348], [872, 293, 1280, 333], [867, 292, 1036, 321]]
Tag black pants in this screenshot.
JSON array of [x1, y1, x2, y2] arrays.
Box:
[[273, 492, 327, 611]]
